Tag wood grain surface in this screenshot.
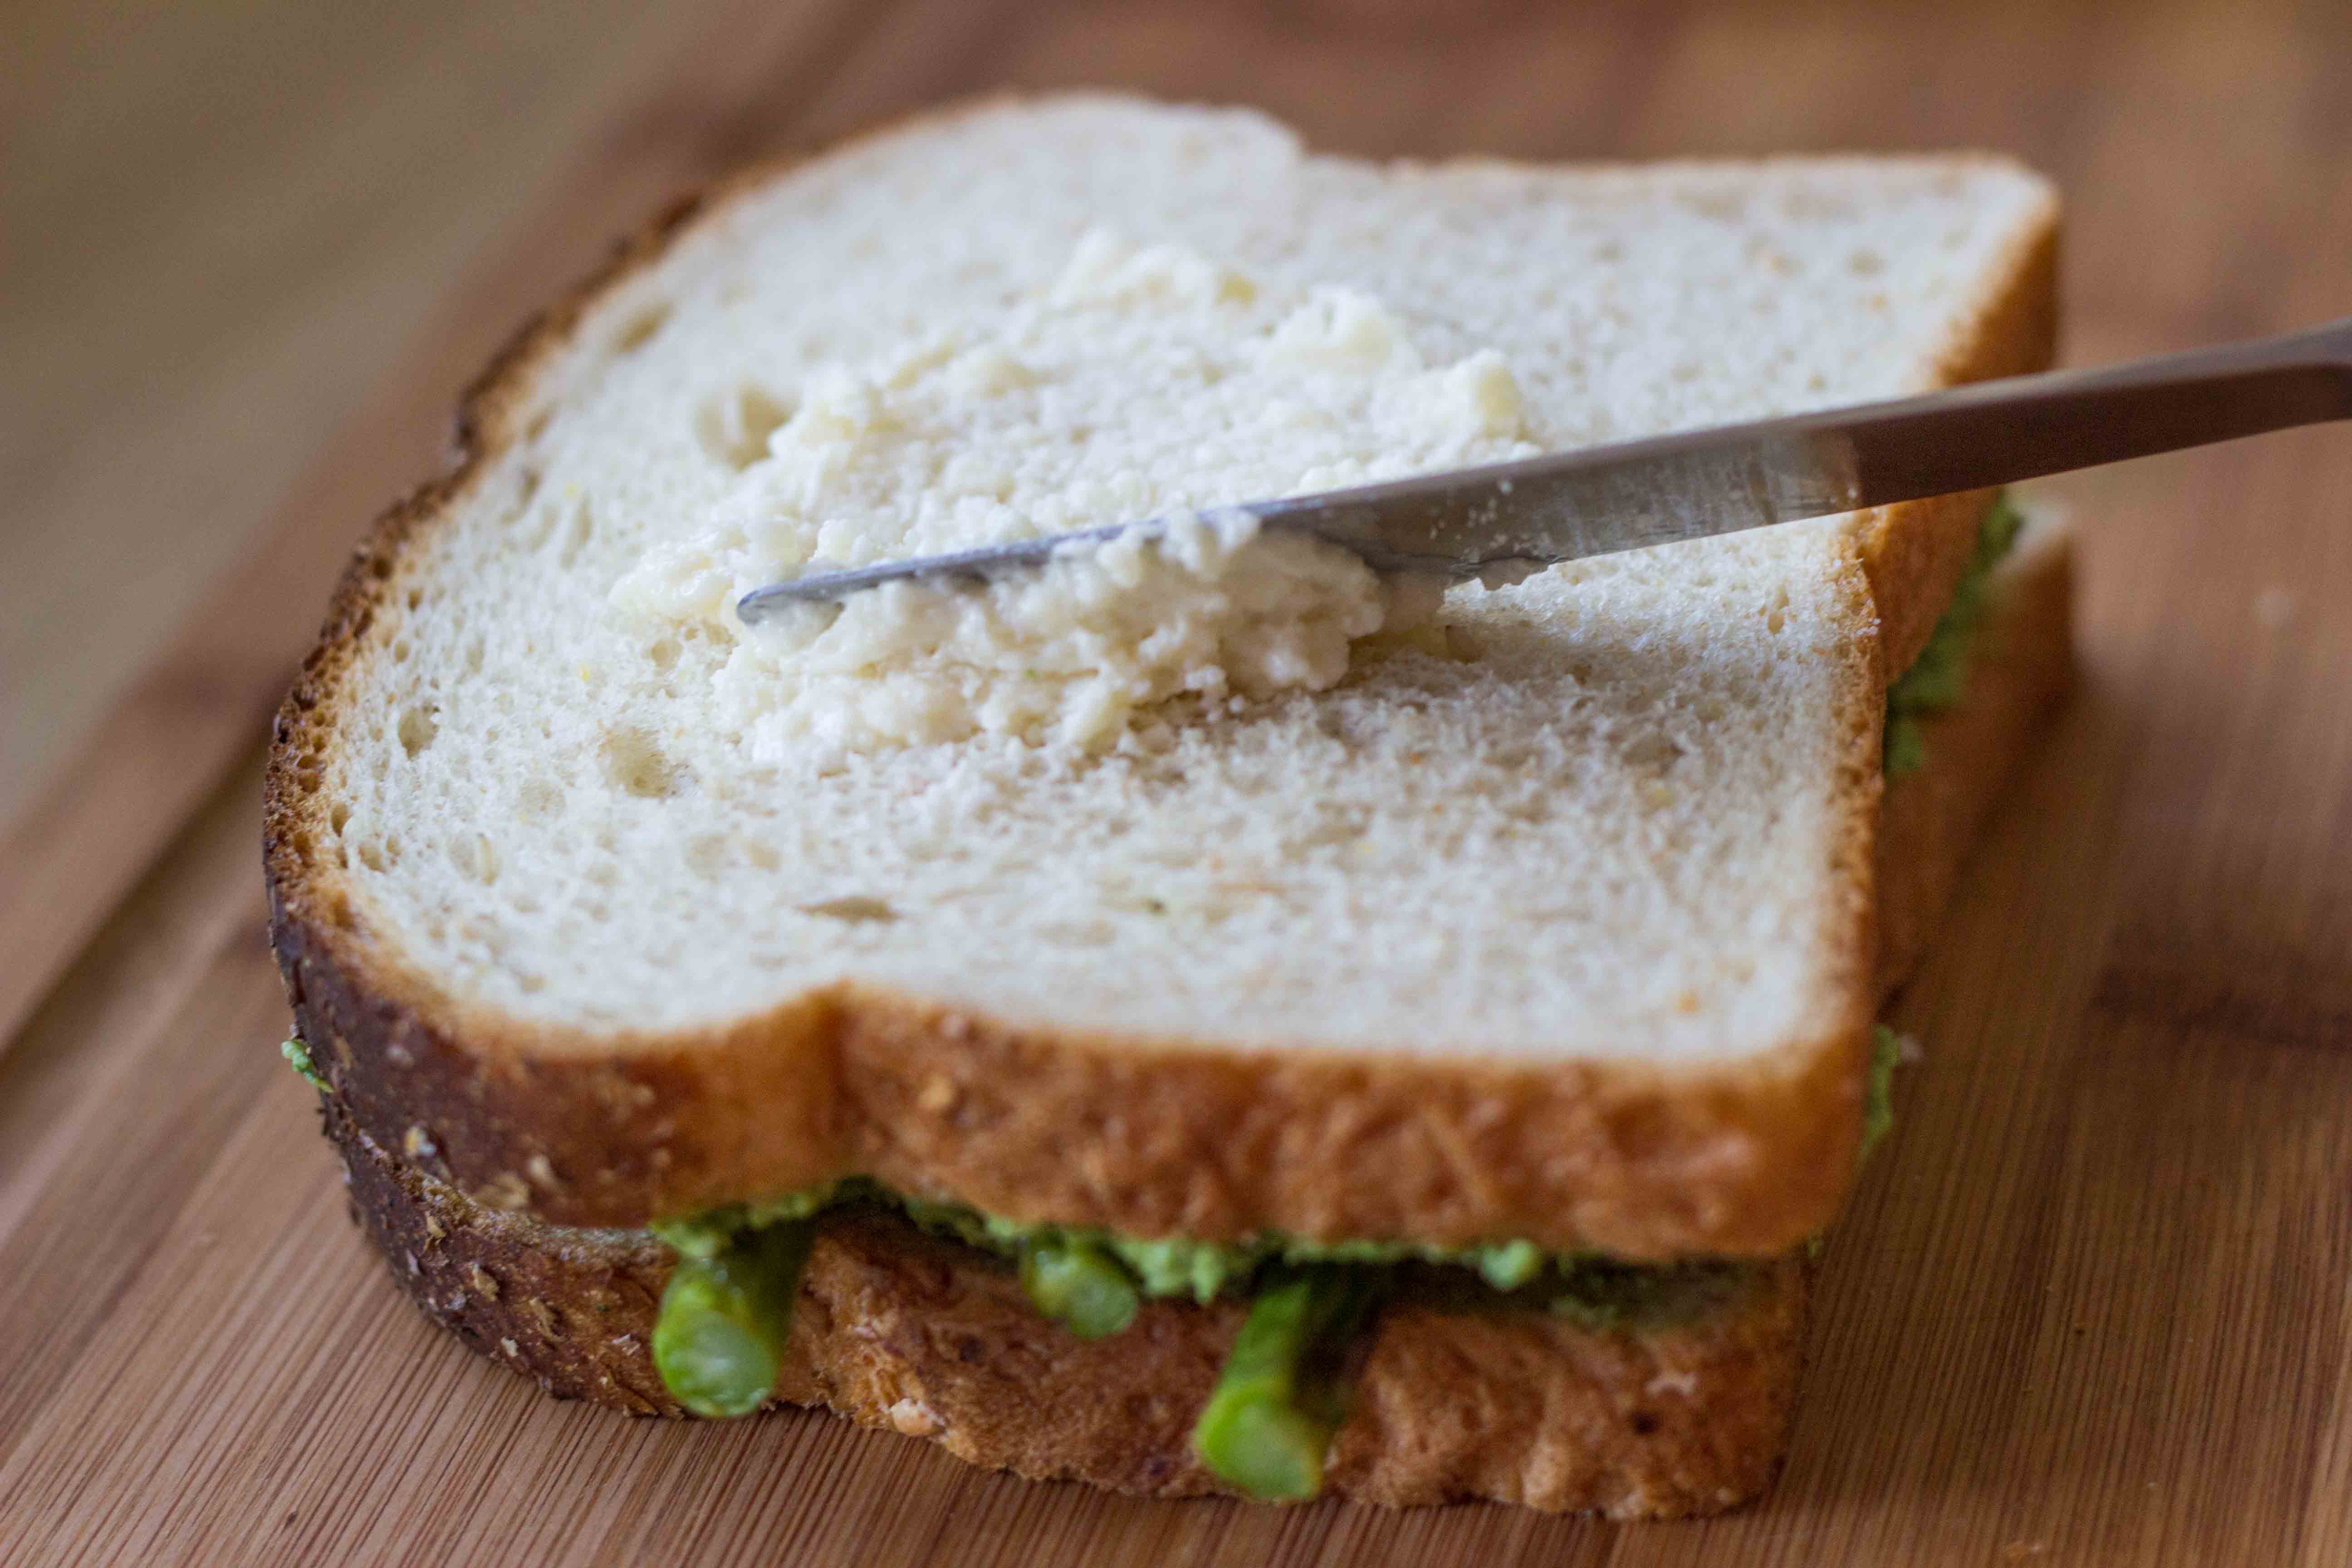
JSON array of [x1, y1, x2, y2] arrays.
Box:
[[4, 0, 2350, 1562]]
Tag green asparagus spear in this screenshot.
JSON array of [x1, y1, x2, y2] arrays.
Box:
[[652, 1220, 814, 1417], [1191, 1267, 1382, 1501], [1020, 1239, 1141, 1338]]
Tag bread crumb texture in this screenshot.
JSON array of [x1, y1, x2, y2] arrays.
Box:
[[309, 96, 2051, 1052]]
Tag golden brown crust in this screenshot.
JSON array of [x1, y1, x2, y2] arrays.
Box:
[[274, 911, 1871, 1256], [264, 98, 2062, 1260], [328, 1094, 1803, 1518]]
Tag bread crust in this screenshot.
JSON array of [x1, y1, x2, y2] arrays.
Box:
[[264, 97, 2063, 1260], [312, 526, 2073, 1520]]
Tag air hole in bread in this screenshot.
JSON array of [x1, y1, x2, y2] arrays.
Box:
[[517, 779, 564, 821], [1295, 812, 1362, 849], [514, 505, 556, 553], [612, 302, 672, 355], [694, 384, 794, 470], [450, 833, 500, 886], [1036, 918, 1115, 946], [557, 501, 594, 568], [330, 804, 351, 835], [1621, 730, 1685, 773], [600, 726, 680, 799], [397, 706, 440, 758], [685, 834, 731, 879], [801, 896, 897, 923], [1680, 189, 1742, 221]]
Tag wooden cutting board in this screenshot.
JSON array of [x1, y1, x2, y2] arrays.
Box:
[[5, 1, 2351, 1562]]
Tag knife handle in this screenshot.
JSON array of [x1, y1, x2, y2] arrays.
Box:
[[1827, 316, 2352, 508]]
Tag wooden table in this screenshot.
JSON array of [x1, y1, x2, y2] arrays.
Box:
[[5, 1, 2350, 1561]]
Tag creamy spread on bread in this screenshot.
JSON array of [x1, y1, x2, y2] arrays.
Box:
[[609, 230, 1536, 755]]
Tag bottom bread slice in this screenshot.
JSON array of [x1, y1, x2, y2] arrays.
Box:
[[318, 525, 2074, 1519]]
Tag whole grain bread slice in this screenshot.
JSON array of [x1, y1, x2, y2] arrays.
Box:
[[312, 526, 2073, 1519], [266, 96, 2061, 1261]]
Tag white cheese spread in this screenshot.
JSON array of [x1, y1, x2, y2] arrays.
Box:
[[610, 229, 1539, 755]]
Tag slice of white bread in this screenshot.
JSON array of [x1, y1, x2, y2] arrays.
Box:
[[265, 95, 2059, 1259], [317, 523, 2074, 1519]]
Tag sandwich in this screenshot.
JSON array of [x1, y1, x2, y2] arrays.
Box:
[[264, 94, 2072, 1518]]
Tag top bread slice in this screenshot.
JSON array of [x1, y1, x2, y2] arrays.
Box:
[[265, 94, 2058, 1260]]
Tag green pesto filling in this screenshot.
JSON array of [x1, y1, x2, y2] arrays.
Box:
[[654, 1181, 1552, 1301], [1863, 1024, 1904, 1159], [1885, 491, 2026, 776], [280, 1037, 329, 1092]]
